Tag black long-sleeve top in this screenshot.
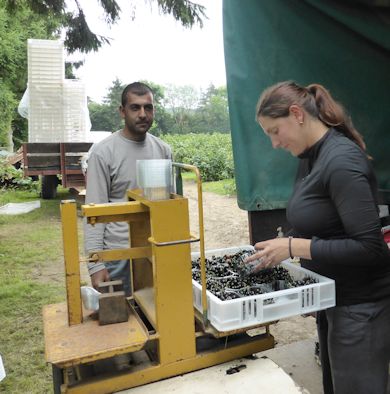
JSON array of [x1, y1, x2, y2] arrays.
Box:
[[287, 128, 390, 305]]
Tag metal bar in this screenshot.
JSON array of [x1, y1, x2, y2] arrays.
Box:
[[82, 201, 148, 219], [60, 200, 82, 325], [86, 213, 148, 225], [61, 169, 84, 175], [31, 152, 86, 157], [148, 235, 199, 247], [25, 153, 61, 157], [60, 143, 67, 188], [22, 169, 60, 176], [86, 246, 152, 262], [22, 143, 28, 177], [174, 165, 183, 195], [172, 163, 208, 326]]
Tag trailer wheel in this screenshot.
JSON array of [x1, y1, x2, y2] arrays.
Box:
[[52, 365, 63, 394], [41, 175, 58, 199]]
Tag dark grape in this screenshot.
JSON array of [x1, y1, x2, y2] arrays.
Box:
[[192, 250, 318, 301]]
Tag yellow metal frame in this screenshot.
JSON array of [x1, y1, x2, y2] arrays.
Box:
[[43, 167, 274, 393], [173, 163, 209, 325]]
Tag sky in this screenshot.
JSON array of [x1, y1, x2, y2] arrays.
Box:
[[70, 0, 226, 103]]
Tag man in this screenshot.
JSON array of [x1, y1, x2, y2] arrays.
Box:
[[85, 82, 172, 296]]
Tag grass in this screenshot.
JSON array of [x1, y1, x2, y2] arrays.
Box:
[[203, 178, 236, 196], [180, 172, 236, 196], [0, 178, 234, 392], [0, 187, 71, 393], [0, 188, 40, 204]]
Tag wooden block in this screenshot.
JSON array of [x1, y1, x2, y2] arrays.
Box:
[[98, 280, 124, 294], [98, 291, 129, 325]]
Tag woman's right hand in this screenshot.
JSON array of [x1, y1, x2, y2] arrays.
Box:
[[244, 237, 290, 271]]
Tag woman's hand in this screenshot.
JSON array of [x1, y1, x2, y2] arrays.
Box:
[[244, 237, 312, 272], [244, 237, 290, 271]]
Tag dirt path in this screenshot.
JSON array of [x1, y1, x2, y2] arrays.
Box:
[[184, 182, 250, 252]]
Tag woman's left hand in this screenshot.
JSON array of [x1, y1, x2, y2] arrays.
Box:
[[244, 237, 290, 271]]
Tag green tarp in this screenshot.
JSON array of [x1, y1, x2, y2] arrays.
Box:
[[223, 0, 390, 211]]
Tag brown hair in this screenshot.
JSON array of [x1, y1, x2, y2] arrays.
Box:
[[256, 81, 366, 151]]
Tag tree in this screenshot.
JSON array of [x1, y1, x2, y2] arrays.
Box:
[[195, 84, 230, 133], [163, 84, 200, 134], [5, 0, 206, 53], [89, 78, 123, 131], [143, 81, 175, 136], [89, 81, 231, 136], [1, 0, 207, 148], [0, 3, 63, 148], [159, 84, 230, 134], [88, 79, 172, 135]]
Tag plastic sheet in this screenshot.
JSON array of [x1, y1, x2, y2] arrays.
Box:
[[80, 286, 101, 311], [0, 354, 5, 382], [0, 201, 40, 215]]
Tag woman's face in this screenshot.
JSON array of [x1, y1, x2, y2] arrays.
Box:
[[258, 112, 306, 156]]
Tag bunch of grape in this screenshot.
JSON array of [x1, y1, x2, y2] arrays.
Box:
[[192, 250, 318, 301]]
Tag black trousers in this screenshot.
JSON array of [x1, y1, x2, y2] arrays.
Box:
[[317, 298, 390, 394]]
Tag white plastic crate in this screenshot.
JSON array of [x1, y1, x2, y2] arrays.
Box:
[[28, 83, 64, 142], [28, 39, 64, 84], [26, 39, 90, 142], [63, 79, 88, 142], [28, 80, 88, 142], [192, 245, 335, 332]]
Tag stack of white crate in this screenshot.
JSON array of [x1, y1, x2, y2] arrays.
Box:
[[63, 79, 88, 142], [28, 39, 64, 142], [27, 39, 87, 142]]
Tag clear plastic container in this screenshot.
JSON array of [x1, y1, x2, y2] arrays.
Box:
[[136, 159, 172, 200]]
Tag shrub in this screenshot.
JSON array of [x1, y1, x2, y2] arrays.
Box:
[[162, 133, 234, 182], [0, 157, 39, 191]]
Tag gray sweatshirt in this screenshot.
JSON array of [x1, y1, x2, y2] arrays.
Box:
[[84, 130, 172, 275]]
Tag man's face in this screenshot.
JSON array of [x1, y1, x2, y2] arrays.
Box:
[[120, 92, 154, 139]]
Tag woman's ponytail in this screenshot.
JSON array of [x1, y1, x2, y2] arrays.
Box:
[[257, 81, 367, 153], [307, 84, 366, 151]]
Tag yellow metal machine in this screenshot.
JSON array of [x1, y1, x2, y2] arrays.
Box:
[[43, 165, 275, 393]]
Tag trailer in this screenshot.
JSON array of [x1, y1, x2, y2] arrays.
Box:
[[223, 0, 390, 241], [17, 38, 92, 200], [21, 142, 92, 199]]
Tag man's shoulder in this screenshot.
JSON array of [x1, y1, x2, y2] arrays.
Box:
[[90, 131, 120, 155]]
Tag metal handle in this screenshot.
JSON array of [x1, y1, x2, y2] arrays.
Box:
[[172, 163, 208, 327], [148, 235, 200, 247]]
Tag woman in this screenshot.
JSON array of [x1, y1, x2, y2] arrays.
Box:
[[246, 81, 390, 394]]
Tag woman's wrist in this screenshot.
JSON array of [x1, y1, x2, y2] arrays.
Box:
[[287, 237, 312, 260], [288, 236, 294, 259]]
